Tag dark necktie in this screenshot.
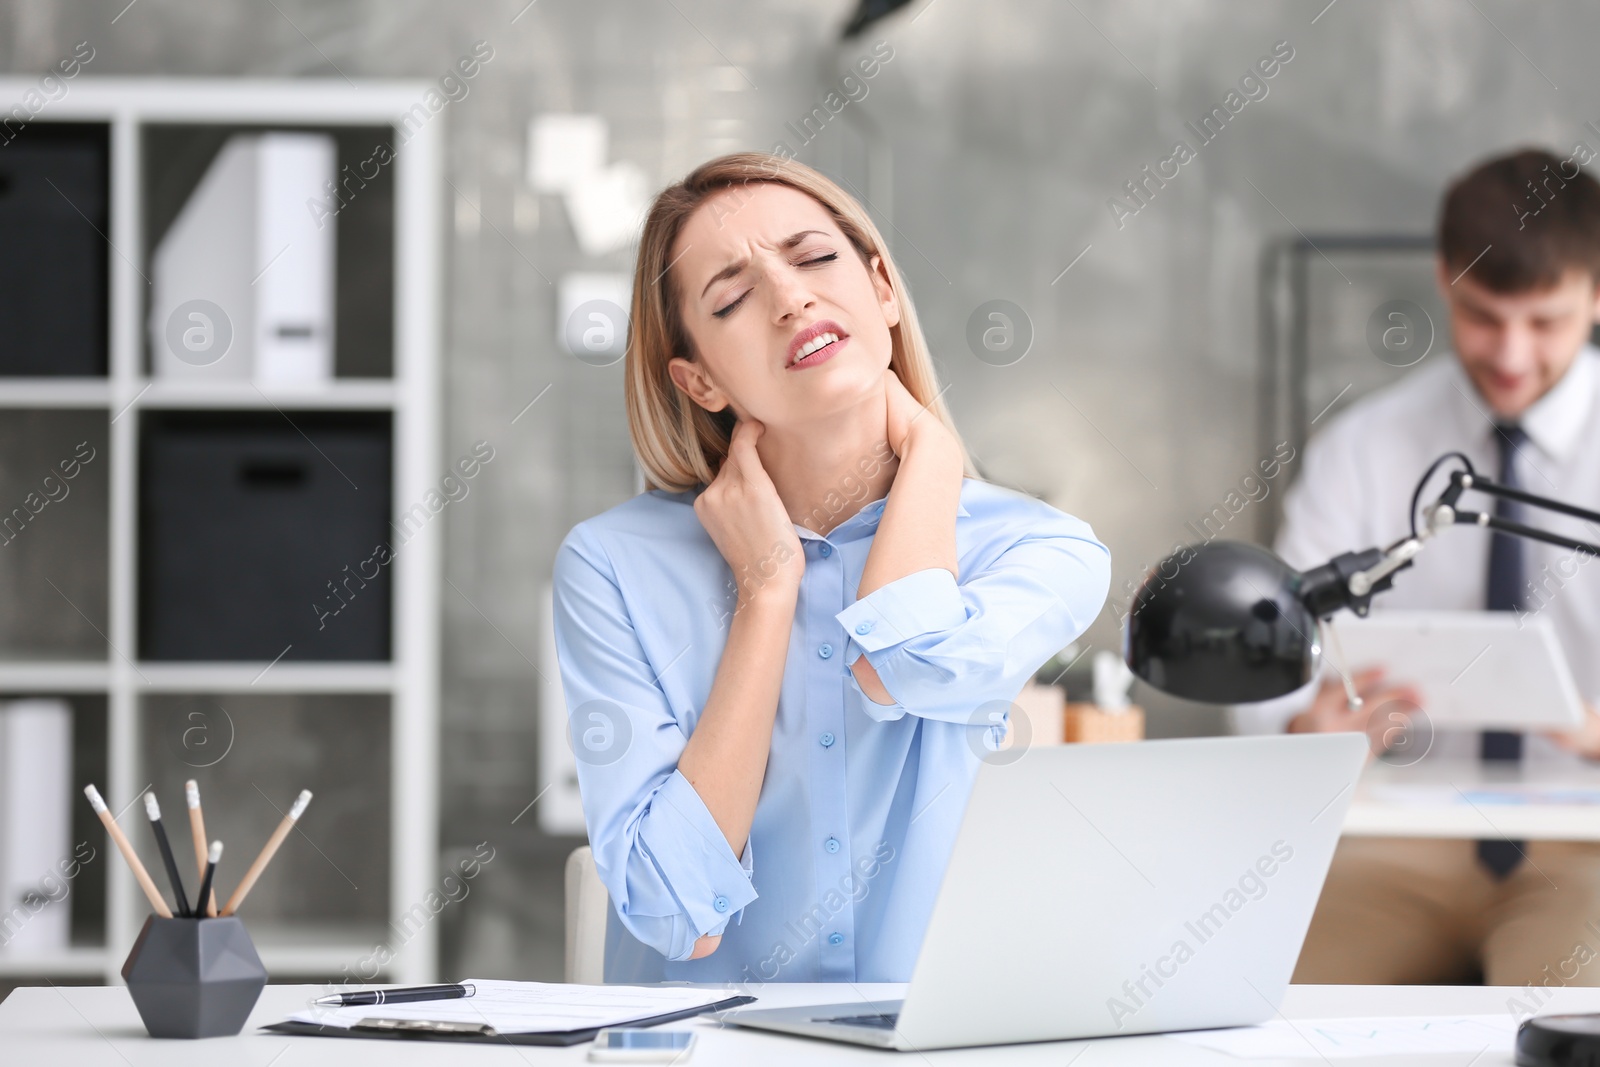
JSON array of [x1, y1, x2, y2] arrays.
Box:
[[1478, 423, 1528, 878]]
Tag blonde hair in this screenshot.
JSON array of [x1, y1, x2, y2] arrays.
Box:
[[624, 152, 977, 492]]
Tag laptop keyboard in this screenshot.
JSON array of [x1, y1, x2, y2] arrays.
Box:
[[817, 1012, 900, 1029]]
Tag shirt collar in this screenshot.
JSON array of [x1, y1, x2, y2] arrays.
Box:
[[1443, 346, 1599, 464], [1515, 345, 1598, 463], [795, 489, 971, 544], [678, 484, 971, 544]]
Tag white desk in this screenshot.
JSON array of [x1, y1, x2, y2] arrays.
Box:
[[1344, 753, 1600, 839], [1, 982, 1592, 1065]]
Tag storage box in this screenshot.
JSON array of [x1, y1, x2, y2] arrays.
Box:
[[1063, 703, 1144, 744], [0, 124, 109, 375], [139, 410, 392, 660]]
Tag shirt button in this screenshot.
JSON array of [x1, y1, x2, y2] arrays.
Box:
[[828, 932, 844, 946], [818, 643, 833, 659], [819, 544, 832, 557], [855, 620, 874, 635], [824, 836, 841, 854], [820, 732, 835, 747], [713, 895, 730, 913]]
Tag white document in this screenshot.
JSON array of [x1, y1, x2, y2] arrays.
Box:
[[150, 132, 336, 385], [565, 160, 649, 255], [527, 114, 608, 194], [287, 979, 731, 1035], [1371, 783, 1600, 806], [1170, 1014, 1516, 1059], [0, 699, 73, 954], [1328, 611, 1584, 729], [253, 133, 337, 386], [558, 272, 631, 363], [525, 113, 648, 255]]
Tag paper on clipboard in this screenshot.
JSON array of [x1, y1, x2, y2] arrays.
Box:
[[1327, 611, 1585, 730], [286, 979, 733, 1035]]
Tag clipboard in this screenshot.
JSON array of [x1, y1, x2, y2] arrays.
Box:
[[1327, 610, 1585, 729], [261, 993, 755, 1047]]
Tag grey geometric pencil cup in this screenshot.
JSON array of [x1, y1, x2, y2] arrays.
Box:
[[121, 915, 268, 1038]]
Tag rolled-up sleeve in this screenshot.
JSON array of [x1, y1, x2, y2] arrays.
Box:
[[835, 511, 1110, 724], [551, 528, 759, 962]]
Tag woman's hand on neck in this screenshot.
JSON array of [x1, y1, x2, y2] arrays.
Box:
[[847, 369, 966, 705]]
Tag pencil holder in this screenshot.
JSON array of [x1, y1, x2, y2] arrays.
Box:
[[121, 915, 268, 1038]]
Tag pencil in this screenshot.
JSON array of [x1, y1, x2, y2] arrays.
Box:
[[220, 789, 312, 917], [196, 840, 222, 919], [84, 784, 173, 919], [144, 792, 191, 917], [185, 780, 217, 917]]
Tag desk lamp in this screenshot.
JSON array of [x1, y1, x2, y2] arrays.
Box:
[[1123, 451, 1600, 707], [1124, 453, 1600, 1064]]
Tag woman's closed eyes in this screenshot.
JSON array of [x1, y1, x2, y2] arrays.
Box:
[[710, 251, 841, 319]]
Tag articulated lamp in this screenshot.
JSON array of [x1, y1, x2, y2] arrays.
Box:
[[1122, 452, 1600, 1064], [1123, 452, 1600, 705]]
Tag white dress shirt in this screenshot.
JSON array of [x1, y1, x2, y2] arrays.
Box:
[[1231, 346, 1600, 762]]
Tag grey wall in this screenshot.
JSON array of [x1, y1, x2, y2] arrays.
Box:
[[3, 0, 1592, 980]]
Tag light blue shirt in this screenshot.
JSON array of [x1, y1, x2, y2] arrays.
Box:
[[551, 477, 1110, 985]]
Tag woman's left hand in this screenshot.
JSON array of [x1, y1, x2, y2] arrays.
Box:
[[852, 369, 965, 707], [883, 367, 956, 460]]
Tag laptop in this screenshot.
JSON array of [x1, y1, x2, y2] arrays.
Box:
[[721, 733, 1367, 1051]]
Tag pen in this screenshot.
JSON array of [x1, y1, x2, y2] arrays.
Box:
[[221, 789, 312, 916], [196, 840, 222, 918], [186, 780, 217, 917], [83, 784, 173, 918], [144, 792, 191, 917], [313, 982, 476, 1007]]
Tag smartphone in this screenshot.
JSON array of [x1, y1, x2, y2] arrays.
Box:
[[587, 1028, 697, 1062]]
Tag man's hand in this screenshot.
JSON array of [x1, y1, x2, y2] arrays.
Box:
[[1288, 666, 1424, 757], [1550, 702, 1600, 759]]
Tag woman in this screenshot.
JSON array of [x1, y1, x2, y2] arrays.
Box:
[[552, 153, 1110, 985]]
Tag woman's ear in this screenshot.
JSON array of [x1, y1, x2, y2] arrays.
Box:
[[868, 254, 902, 330], [667, 355, 731, 414]]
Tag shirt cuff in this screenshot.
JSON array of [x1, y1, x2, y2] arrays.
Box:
[[732, 838, 754, 927], [834, 567, 967, 659], [638, 769, 761, 955]]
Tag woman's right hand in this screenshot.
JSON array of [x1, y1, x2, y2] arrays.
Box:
[[694, 418, 804, 607]]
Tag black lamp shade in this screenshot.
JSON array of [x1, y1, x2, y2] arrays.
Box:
[[1123, 540, 1320, 704]]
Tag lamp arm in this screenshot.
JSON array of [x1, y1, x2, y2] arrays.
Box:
[[1346, 537, 1426, 597], [1298, 458, 1600, 624], [1439, 508, 1600, 557], [1432, 469, 1600, 557]]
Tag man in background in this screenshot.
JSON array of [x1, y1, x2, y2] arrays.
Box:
[[1235, 148, 1600, 985]]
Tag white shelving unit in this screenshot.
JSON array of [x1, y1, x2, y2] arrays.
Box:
[[0, 79, 443, 985]]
